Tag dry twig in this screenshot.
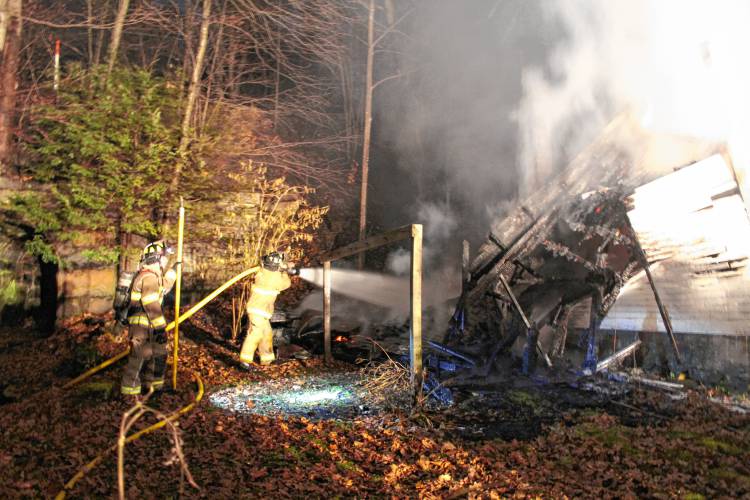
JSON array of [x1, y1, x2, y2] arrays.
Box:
[[117, 388, 200, 499], [358, 340, 411, 412]]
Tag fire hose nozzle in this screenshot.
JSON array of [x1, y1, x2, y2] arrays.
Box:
[[285, 265, 300, 276]]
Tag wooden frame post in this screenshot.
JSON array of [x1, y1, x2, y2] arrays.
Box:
[[323, 260, 332, 364], [318, 224, 424, 397], [172, 199, 185, 390], [461, 240, 470, 294], [627, 219, 682, 364], [410, 224, 423, 396]]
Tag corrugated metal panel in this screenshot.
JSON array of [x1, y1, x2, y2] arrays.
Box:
[[601, 155, 750, 335]]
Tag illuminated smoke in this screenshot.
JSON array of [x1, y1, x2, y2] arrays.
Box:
[[517, 0, 750, 194], [376, 1, 750, 245]]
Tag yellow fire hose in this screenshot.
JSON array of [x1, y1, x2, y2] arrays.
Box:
[[63, 266, 260, 389], [54, 372, 204, 500]]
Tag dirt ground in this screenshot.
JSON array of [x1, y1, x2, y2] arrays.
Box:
[[0, 314, 748, 499]]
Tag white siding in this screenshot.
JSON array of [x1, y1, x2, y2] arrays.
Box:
[[601, 155, 750, 335]]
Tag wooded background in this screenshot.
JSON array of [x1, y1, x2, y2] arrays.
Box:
[[0, 0, 409, 329]]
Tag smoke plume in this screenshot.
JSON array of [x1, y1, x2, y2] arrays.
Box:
[[374, 0, 750, 254]]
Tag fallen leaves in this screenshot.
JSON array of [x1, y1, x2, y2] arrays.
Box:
[[1, 320, 749, 499]]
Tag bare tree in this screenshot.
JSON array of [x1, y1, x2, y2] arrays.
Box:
[[165, 0, 212, 224], [106, 0, 129, 77], [357, 0, 374, 269], [356, 0, 414, 267], [15, 0, 361, 195], [0, 0, 22, 173]]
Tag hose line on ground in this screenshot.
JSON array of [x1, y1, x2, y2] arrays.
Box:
[[54, 372, 204, 500]]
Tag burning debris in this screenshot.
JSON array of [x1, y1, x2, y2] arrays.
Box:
[[440, 114, 748, 385]]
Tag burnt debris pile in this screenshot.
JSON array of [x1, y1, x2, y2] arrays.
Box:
[[439, 114, 706, 382]]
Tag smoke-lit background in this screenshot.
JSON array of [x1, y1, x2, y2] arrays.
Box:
[[368, 0, 750, 274]]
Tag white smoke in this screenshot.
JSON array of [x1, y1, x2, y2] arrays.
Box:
[[517, 0, 750, 194], [385, 201, 459, 277], [374, 0, 750, 277]]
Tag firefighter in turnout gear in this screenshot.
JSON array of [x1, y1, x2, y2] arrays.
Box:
[[240, 252, 293, 366], [121, 240, 178, 396]]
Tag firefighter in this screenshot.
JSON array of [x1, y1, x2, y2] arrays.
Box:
[[121, 240, 178, 396], [239, 252, 295, 366]]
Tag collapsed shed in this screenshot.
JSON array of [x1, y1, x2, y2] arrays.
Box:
[[448, 113, 750, 386]]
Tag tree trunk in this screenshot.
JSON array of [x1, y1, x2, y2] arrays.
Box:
[[165, 0, 211, 229], [200, 0, 226, 133], [357, 0, 375, 270], [86, 0, 94, 66], [106, 0, 130, 78], [37, 256, 58, 335], [0, 0, 22, 174], [178, 1, 195, 103], [179, 0, 211, 150], [93, 0, 108, 67], [273, 30, 281, 131]]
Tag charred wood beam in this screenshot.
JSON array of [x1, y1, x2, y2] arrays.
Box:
[[609, 372, 685, 392], [627, 223, 682, 364], [316, 224, 412, 262], [488, 233, 540, 281], [498, 275, 530, 328], [583, 292, 601, 372], [427, 341, 477, 367], [596, 340, 641, 372], [470, 215, 541, 283], [497, 275, 552, 368], [487, 290, 511, 304], [468, 213, 554, 306], [542, 239, 603, 272], [551, 305, 571, 357], [462, 240, 470, 290], [600, 260, 638, 315], [480, 317, 507, 377]]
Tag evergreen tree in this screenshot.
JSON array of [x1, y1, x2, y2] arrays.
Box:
[[7, 65, 186, 264]]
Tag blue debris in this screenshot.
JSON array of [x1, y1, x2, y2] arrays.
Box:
[[423, 373, 454, 406]]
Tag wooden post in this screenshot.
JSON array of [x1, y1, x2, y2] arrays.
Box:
[[410, 224, 423, 396], [323, 261, 332, 364], [583, 292, 600, 372], [628, 220, 682, 364], [498, 275, 552, 368], [318, 225, 412, 262], [461, 240, 470, 294], [172, 199, 185, 390]]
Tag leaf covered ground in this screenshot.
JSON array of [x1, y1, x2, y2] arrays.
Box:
[[0, 316, 748, 499]]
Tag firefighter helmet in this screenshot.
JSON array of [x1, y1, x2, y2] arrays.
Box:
[[142, 240, 174, 265], [261, 251, 285, 271]]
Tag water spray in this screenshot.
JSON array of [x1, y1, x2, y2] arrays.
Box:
[[297, 267, 410, 311]]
